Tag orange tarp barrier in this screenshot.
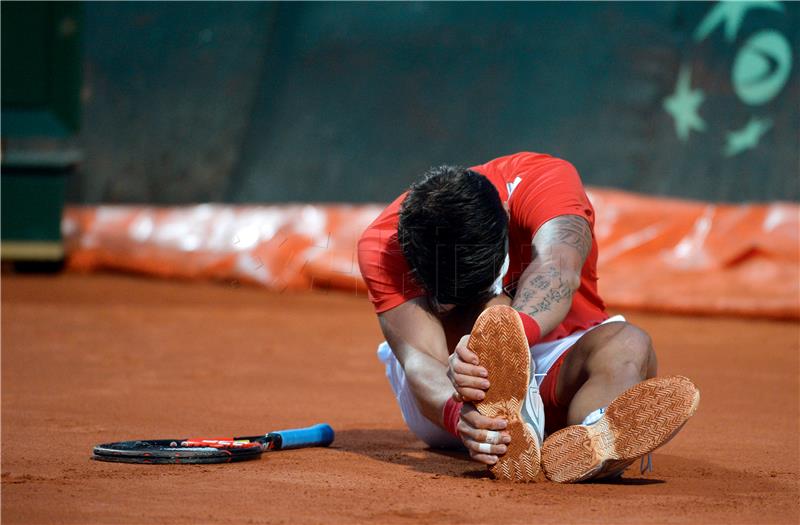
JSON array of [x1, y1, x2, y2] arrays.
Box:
[[587, 190, 798, 319], [62, 189, 799, 319]]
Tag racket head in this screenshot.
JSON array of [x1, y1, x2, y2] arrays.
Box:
[[91, 423, 334, 464], [92, 437, 266, 464], [90, 452, 262, 464]]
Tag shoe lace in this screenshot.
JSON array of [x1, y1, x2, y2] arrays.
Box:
[[639, 453, 653, 474], [527, 374, 547, 396]]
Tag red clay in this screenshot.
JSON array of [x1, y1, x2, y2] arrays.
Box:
[[2, 274, 798, 524]]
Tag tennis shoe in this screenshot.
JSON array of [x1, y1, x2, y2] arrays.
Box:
[[468, 305, 543, 482], [541, 375, 700, 483]]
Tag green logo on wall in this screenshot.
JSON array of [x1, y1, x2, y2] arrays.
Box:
[[693, 0, 784, 43], [663, 66, 706, 142], [732, 30, 793, 106], [665, 0, 792, 157]]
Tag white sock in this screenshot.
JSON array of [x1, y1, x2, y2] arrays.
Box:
[[581, 407, 605, 426]]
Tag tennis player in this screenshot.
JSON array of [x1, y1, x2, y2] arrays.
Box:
[[357, 152, 699, 482]]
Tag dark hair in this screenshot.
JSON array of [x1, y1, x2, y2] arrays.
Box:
[[398, 165, 508, 307]]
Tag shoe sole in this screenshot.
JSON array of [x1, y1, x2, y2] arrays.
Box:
[[469, 305, 540, 482], [541, 375, 700, 483]]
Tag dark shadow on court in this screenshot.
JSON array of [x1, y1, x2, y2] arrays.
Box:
[[329, 429, 714, 484], [332, 428, 483, 479]]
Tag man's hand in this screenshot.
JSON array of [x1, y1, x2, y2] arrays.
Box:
[[458, 404, 510, 465], [447, 335, 490, 402]]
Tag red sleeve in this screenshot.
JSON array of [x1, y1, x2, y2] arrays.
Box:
[[507, 157, 595, 236], [357, 213, 426, 314]]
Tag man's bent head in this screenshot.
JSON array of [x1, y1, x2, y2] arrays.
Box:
[[398, 165, 508, 309]]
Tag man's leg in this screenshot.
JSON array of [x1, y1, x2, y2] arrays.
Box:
[[554, 321, 658, 426], [541, 321, 699, 483]]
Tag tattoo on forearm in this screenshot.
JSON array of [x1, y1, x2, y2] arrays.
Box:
[[515, 262, 575, 317], [512, 215, 590, 321], [537, 215, 591, 262], [531, 274, 550, 290]]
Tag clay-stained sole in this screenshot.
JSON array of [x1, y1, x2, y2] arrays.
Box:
[[542, 375, 700, 483], [469, 305, 540, 482]]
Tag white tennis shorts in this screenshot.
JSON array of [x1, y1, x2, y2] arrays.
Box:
[[377, 314, 626, 448]]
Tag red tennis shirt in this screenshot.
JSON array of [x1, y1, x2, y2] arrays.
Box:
[[357, 152, 608, 342]]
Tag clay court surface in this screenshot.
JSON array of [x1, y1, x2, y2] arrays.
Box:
[[2, 273, 798, 524]]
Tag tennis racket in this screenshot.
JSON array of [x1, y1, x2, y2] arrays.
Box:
[[91, 423, 334, 464]]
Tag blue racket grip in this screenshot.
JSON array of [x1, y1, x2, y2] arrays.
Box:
[[271, 423, 334, 450]]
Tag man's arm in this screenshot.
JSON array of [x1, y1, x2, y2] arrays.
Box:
[[512, 214, 592, 335], [378, 297, 453, 425], [379, 297, 509, 464], [449, 214, 592, 400]]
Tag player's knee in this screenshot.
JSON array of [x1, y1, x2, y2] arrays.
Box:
[[579, 322, 656, 380], [587, 323, 653, 379], [611, 324, 653, 375], [620, 324, 652, 355]]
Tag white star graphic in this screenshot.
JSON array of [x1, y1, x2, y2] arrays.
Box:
[[694, 1, 784, 43], [663, 65, 707, 142], [724, 117, 773, 157]]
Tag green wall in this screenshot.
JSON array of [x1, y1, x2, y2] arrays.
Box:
[[73, 1, 799, 204], [1, 1, 82, 135]]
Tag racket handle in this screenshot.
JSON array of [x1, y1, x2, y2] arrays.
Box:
[[270, 423, 334, 450]]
